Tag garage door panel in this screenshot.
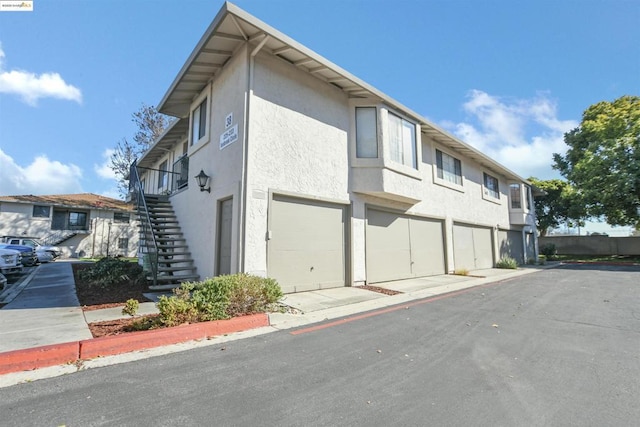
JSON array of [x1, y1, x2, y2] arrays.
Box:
[[454, 224, 494, 270], [366, 210, 412, 282], [453, 225, 475, 270], [498, 230, 524, 264], [366, 209, 445, 283], [409, 219, 446, 277], [269, 197, 345, 293], [472, 227, 493, 269]]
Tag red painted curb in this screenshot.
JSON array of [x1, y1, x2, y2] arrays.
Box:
[[79, 313, 269, 359], [0, 313, 269, 375], [0, 342, 79, 375]]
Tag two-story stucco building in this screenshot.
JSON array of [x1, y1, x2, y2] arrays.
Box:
[[132, 2, 538, 293], [0, 193, 138, 258]]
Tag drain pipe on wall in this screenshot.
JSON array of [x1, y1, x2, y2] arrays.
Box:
[[238, 34, 270, 273]]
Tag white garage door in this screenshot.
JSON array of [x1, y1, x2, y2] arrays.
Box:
[[268, 195, 346, 293], [497, 230, 524, 264], [366, 209, 446, 283], [453, 224, 494, 270]]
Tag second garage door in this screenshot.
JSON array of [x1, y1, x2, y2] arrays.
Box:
[[268, 195, 347, 293], [453, 224, 494, 270], [497, 229, 524, 264], [366, 209, 446, 283]]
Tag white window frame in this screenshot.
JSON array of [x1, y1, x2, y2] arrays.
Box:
[[387, 111, 418, 169], [189, 86, 211, 149], [433, 148, 464, 191], [158, 159, 168, 190], [483, 172, 500, 201], [355, 106, 378, 159], [510, 183, 522, 209]]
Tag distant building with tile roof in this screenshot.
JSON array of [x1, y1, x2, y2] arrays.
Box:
[[0, 193, 138, 258]]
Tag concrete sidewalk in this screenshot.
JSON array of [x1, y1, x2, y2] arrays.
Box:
[[0, 262, 93, 353], [0, 260, 552, 373]]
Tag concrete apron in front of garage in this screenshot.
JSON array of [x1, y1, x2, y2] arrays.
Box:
[[276, 267, 538, 316]]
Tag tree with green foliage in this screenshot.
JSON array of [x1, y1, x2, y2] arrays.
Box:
[[528, 177, 586, 236], [553, 95, 640, 228], [110, 104, 169, 198]]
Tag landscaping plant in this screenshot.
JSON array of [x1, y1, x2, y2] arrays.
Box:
[[156, 273, 283, 327], [496, 256, 518, 269]]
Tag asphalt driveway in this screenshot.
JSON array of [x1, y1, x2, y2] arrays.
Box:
[[0, 263, 638, 426]]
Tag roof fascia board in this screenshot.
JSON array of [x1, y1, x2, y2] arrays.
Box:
[[137, 117, 185, 165], [157, 2, 236, 115]]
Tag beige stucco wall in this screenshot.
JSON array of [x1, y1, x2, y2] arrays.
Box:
[[163, 45, 249, 280], [240, 50, 534, 282], [244, 51, 351, 277]]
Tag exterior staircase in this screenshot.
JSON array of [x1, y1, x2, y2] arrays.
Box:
[[138, 194, 199, 291]]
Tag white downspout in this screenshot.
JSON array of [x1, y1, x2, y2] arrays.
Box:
[[239, 35, 269, 273]]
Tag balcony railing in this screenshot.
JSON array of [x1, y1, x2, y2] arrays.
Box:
[[130, 157, 189, 197]]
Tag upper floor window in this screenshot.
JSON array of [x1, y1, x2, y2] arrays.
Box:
[[510, 183, 522, 209], [113, 212, 130, 223], [191, 98, 207, 145], [436, 149, 462, 185], [32, 205, 50, 218], [158, 160, 168, 189], [483, 173, 500, 199], [525, 185, 532, 210], [388, 112, 417, 169], [355, 107, 378, 158]]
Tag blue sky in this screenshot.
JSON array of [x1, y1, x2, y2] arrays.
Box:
[[0, 0, 638, 234]]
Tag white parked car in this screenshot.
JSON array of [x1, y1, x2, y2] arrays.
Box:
[[2, 237, 62, 260], [35, 249, 54, 263], [0, 247, 22, 276]]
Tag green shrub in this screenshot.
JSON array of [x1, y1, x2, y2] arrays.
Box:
[[540, 243, 557, 257], [537, 254, 547, 265], [453, 268, 469, 276], [496, 256, 518, 269], [77, 257, 146, 288], [156, 286, 200, 327], [122, 299, 139, 317], [156, 274, 283, 327]]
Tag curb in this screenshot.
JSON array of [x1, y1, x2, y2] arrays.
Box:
[[0, 313, 268, 375]]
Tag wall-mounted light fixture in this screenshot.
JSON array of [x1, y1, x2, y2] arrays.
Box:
[[195, 169, 211, 193]]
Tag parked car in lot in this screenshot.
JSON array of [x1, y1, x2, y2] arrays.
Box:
[[1, 237, 62, 260], [35, 249, 54, 263], [0, 247, 22, 276], [0, 244, 38, 267]]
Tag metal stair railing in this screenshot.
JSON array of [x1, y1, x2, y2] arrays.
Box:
[[129, 160, 159, 288]]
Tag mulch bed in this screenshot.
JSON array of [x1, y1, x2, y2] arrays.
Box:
[[71, 263, 155, 338], [72, 263, 152, 311], [356, 285, 403, 296]]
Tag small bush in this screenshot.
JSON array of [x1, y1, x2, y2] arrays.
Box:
[[537, 254, 547, 265], [122, 299, 139, 317], [540, 244, 557, 257], [496, 256, 518, 269], [156, 273, 283, 327], [453, 268, 469, 276], [77, 257, 146, 288]]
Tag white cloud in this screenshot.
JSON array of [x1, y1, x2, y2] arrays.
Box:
[[0, 148, 83, 195], [445, 90, 578, 179], [94, 149, 116, 180], [0, 43, 82, 106]]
